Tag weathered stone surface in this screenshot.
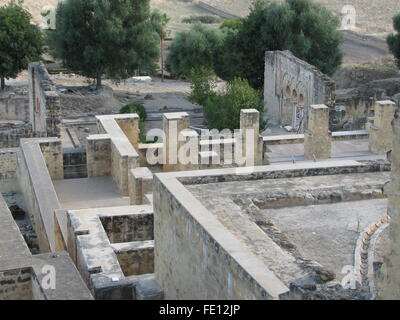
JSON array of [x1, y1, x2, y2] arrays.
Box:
[[304, 105, 332, 160], [368, 100, 396, 154], [264, 50, 335, 128], [379, 109, 400, 299]]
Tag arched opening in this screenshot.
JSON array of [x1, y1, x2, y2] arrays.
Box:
[[299, 94, 304, 104], [292, 89, 297, 99], [286, 86, 291, 97]]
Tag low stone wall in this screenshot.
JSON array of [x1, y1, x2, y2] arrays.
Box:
[[0, 267, 32, 300], [154, 172, 291, 299], [0, 90, 30, 122], [88, 115, 140, 195], [17, 138, 63, 253], [153, 160, 389, 300], [0, 148, 18, 180], [0, 193, 92, 300], [66, 205, 161, 300], [0, 123, 35, 148], [112, 241, 154, 276], [63, 148, 87, 179], [263, 130, 369, 146]]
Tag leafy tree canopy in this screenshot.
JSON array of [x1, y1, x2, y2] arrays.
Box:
[[165, 24, 227, 78], [0, 0, 43, 89], [218, 0, 343, 89], [48, 0, 160, 88], [387, 13, 400, 68]]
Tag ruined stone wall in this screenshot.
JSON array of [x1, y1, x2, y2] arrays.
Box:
[[264, 50, 335, 127], [88, 115, 140, 195], [0, 267, 33, 300], [0, 148, 18, 180], [153, 173, 287, 300], [380, 110, 400, 299], [0, 90, 30, 122], [17, 138, 62, 253], [0, 124, 35, 148], [28, 62, 61, 138]]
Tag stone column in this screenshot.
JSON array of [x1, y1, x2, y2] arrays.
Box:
[[380, 110, 400, 299], [39, 138, 64, 180], [304, 104, 331, 160], [368, 100, 396, 154], [115, 114, 140, 149], [86, 134, 111, 177], [240, 109, 263, 166], [163, 112, 189, 172], [129, 167, 153, 205]]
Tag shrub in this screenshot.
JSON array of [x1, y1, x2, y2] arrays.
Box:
[[120, 102, 147, 120], [189, 70, 265, 131]]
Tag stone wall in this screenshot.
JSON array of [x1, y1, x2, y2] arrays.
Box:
[[87, 115, 140, 196], [0, 123, 35, 148], [28, 62, 61, 138], [0, 193, 92, 300], [379, 109, 400, 299], [264, 50, 335, 128], [0, 148, 18, 180], [154, 170, 293, 300], [66, 205, 161, 300], [0, 89, 30, 122], [17, 138, 63, 253], [0, 267, 33, 300]]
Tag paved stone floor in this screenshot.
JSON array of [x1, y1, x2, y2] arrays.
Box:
[[53, 176, 130, 210], [263, 199, 388, 280]]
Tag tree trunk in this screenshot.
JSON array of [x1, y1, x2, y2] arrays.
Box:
[[161, 31, 165, 82], [0, 77, 5, 90], [96, 74, 102, 90]]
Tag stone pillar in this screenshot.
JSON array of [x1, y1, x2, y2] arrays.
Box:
[[380, 111, 400, 299], [368, 100, 396, 154], [86, 134, 111, 177], [115, 114, 140, 149], [39, 139, 64, 180], [129, 167, 153, 205], [240, 109, 263, 166], [163, 112, 189, 172], [304, 104, 331, 160]]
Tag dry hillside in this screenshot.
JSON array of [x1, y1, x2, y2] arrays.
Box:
[[2, 0, 399, 37], [200, 0, 400, 37]]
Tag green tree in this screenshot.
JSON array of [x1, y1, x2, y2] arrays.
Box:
[[166, 24, 226, 78], [387, 13, 400, 68], [151, 10, 170, 82], [0, 0, 43, 90], [217, 0, 343, 89], [48, 0, 159, 89], [189, 69, 264, 131]]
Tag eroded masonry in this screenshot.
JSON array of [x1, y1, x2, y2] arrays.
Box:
[[0, 57, 399, 299]]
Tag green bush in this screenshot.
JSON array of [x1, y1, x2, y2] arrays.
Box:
[[120, 102, 147, 120], [119, 103, 158, 143], [189, 70, 265, 131], [182, 15, 222, 24]]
